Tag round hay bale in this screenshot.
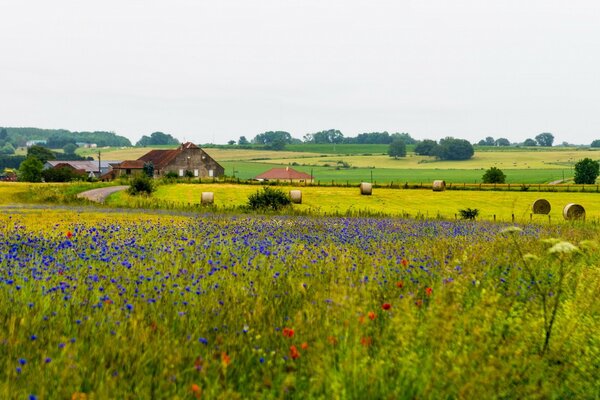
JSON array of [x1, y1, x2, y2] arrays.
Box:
[[563, 203, 585, 220], [532, 199, 551, 214], [201, 192, 214, 205], [360, 182, 372, 195], [432, 180, 446, 192], [289, 190, 302, 204]]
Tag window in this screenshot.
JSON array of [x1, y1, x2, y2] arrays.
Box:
[[194, 169, 199, 177], [208, 169, 214, 177], [179, 169, 184, 177]]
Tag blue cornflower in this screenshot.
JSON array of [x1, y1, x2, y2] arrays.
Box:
[[199, 337, 208, 345]]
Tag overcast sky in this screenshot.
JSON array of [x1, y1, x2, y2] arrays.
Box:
[[2, 0, 600, 145]]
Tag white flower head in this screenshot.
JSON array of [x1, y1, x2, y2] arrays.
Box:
[[501, 226, 523, 235], [548, 241, 579, 255]]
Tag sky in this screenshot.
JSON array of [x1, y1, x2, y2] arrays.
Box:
[[2, 0, 600, 145]]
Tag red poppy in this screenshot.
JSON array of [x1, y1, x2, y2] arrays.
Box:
[[396, 281, 404, 288], [221, 352, 231, 366], [425, 287, 433, 296], [282, 327, 294, 338], [66, 231, 73, 239], [360, 336, 373, 347], [290, 345, 300, 359], [382, 303, 391, 310], [301, 342, 309, 350], [328, 336, 338, 345], [401, 258, 409, 267], [368, 311, 376, 320]]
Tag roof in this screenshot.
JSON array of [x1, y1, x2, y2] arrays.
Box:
[[255, 167, 313, 180], [116, 160, 145, 169], [137, 149, 180, 169], [45, 160, 111, 173]]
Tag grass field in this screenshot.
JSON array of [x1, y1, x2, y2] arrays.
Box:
[[104, 183, 600, 223], [1, 206, 598, 398]]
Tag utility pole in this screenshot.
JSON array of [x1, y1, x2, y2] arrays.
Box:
[[98, 151, 101, 178]]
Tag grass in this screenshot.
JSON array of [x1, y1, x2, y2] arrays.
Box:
[[104, 183, 600, 223], [0, 207, 598, 398]]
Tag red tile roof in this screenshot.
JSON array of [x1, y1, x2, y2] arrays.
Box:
[[117, 160, 145, 169], [255, 167, 313, 180], [137, 149, 180, 169]]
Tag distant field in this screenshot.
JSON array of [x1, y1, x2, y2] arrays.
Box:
[[218, 161, 572, 184], [107, 183, 600, 223], [286, 143, 391, 154]]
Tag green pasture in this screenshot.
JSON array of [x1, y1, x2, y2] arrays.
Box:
[[106, 183, 600, 223], [218, 161, 572, 184]]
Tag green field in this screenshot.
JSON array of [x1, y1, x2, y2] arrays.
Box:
[[64, 145, 600, 185]]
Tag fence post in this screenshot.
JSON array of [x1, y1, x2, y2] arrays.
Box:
[[512, 214, 515, 223]]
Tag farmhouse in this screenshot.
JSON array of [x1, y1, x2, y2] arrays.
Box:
[[113, 142, 224, 179], [255, 167, 313, 183]]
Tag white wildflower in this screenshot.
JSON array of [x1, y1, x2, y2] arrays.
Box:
[[548, 241, 579, 255]]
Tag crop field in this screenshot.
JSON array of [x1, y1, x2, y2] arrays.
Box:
[[1, 206, 599, 398], [104, 183, 600, 223]]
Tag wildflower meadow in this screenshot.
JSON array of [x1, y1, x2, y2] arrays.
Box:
[[0, 208, 599, 398]]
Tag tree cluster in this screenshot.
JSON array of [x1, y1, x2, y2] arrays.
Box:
[[251, 131, 295, 150], [477, 136, 510, 146], [0, 127, 132, 148], [574, 158, 600, 184], [414, 138, 474, 160], [136, 132, 180, 147]]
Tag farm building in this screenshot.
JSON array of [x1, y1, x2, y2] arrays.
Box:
[[44, 160, 117, 179], [255, 167, 313, 183], [112, 142, 224, 179]]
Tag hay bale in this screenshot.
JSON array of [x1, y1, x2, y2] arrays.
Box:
[[432, 180, 446, 192], [360, 182, 372, 195], [563, 203, 585, 220], [289, 190, 302, 204], [201, 192, 214, 205], [532, 199, 551, 214]]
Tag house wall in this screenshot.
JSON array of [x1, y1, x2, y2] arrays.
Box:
[[160, 148, 224, 178]]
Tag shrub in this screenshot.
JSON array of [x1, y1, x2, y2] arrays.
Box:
[[247, 187, 291, 211], [165, 171, 179, 179], [458, 208, 479, 220], [573, 158, 600, 184], [127, 175, 155, 196], [482, 167, 506, 184]]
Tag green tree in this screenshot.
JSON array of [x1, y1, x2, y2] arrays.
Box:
[[0, 128, 7, 141], [435, 137, 474, 160], [42, 166, 81, 182], [523, 138, 537, 146], [63, 143, 78, 156], [143, 161, 155, 178], [238, 136, 249, 145], [136, 132, 180, 146], [227, 140, 236, 145], [252, 131, 293, 150], [310, 129, 344, 144], [482, 167, 506, 183], [0, 143, 15, 155], [414, 139, 438, 156], [495, 138, 510, 146], [387, 139, 407, 159], [536, 132, 554, 147], [18, 156, 44, 182], [247, 187, 291, 211], [390, 132, 416, 145], [27, 145, 56, 163], [590, 140, 600, 148], [574, 158, 600, 184]]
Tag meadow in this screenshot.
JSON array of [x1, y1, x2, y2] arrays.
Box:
[[1, 207, 599, 398], [106, 183, 600, 224]]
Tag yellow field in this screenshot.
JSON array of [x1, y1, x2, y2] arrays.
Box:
[[264, 150, 600, 170], [107, 183, 600, 223]]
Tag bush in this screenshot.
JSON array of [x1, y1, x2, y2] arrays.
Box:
[[482, 167, 506, 184], [574, 158, 600, 184], [247, 187, 291, 211], [127, 175, 155, 196], [458, 208, 479, 220], [165, 171, 179, 179]]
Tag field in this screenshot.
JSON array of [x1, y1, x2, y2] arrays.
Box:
[[69, 145, 600, 184], [105, 183, 600, 223], [1, 205, 599, 398]]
